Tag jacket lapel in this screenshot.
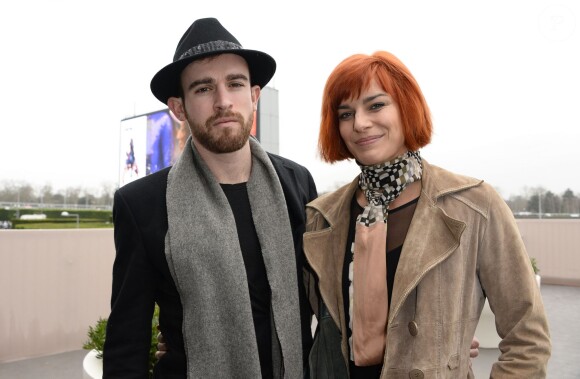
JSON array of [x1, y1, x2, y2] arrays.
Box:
[[304, 160, 483, 329], [269, 153, 305, 244], [304, 179, 358, 326], [388, 198, 466, 322], [389, 160, 481, 322]]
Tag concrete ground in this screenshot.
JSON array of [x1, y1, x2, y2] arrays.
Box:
[[1, 284, 578, 378], [471, 284, 580, 378], [0, 349, 87, 379]]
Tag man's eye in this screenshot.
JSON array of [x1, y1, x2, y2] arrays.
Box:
[[195, 87, 210, 94]]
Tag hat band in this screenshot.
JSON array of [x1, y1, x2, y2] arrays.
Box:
[[179, 40, 242, 60]]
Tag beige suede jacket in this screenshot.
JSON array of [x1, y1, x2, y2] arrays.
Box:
[[303, 160, 551, 378]]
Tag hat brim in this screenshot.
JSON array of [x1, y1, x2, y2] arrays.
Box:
[[150, 49, 276, 105]]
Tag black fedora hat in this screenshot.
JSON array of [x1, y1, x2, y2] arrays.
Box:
[[150, 17, 276, 105]]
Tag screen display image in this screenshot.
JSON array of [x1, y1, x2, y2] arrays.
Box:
[[119, 108, 261, 187], [119, 109, 189, 187]]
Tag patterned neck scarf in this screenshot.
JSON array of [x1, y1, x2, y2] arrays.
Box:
[[349, 150, 422, 366]]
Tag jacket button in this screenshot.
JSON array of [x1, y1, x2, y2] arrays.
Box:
[[408, 321, 418, 336], [409, 369, 424, 378]]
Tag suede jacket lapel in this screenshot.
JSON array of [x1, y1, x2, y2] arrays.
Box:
[[304, 178, 358, 337], [304, 160, 483, 332]]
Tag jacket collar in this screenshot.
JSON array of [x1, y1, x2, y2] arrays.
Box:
[[304, 159, 483, 324], [306, 160, 482, 234]]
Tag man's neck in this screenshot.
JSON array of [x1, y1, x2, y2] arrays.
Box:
[[192, 139, 252, 184]]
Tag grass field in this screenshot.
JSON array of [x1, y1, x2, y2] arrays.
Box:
[[13, 221, 113, 229], [2, 208, 113, 230]]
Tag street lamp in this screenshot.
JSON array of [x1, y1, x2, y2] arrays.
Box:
[[61, 211, 80, 228], [537, 190, 544, 219]]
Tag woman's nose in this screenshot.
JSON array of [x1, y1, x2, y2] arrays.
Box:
[[353, 112, 372, 132]]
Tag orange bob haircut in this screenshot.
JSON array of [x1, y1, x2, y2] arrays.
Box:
[[318, 51, 432, 163]]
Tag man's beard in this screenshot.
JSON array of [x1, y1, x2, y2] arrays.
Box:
[[185, 109, 253, 154]]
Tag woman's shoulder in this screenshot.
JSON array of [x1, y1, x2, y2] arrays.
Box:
[[423, 160, 490, 195], [305, 177, 358, 228], [423, 160, 505, 213], [308, 178, 357, 207]]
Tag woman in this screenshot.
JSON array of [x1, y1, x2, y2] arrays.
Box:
[[304, 51, 551, 378]]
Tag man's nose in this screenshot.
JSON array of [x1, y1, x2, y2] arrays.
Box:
[[214, 85, 233, 111]]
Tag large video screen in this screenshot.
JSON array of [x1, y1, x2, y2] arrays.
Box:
[[119, 109, 258, 187], [119, 109, 189, 187]]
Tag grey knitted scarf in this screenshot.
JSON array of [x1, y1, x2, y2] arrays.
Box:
[[165, 136, 302, 378]]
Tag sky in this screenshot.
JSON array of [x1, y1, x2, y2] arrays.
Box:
[[1, 0, 578, 198]]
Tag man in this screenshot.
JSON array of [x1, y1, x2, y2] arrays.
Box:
[[103, 17, 317, 378]]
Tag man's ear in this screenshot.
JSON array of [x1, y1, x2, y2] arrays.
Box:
[[168, 97, 186, 121], [251, 85, 261, 112]]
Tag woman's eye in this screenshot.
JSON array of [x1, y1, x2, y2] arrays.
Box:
[[370, 102, 385, 110], [338, 112, 353, 120]]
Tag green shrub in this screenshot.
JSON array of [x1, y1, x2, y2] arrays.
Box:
[[530, 257, 540, 275], [83, 304, 160, 377], [83, 317, 108, 358]]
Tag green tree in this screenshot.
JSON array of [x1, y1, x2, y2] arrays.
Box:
[[543, 191, 559, 214], [507, 195, 528, 213], [562, 189, 579, 214]]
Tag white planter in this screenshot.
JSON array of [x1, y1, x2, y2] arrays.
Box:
[[82, 349, 103, 379]]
